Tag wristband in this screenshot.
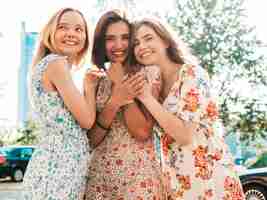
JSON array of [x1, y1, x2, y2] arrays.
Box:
[[96, 120, 110, 131]]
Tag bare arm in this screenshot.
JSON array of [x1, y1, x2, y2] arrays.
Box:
[[46, 59, 96, 129], [138, 65, 210, 146], [88, 71, 148, 147], [88, 95, 121, 148], [123, 67, 161, 141], [138, 95, 195, 146], [123, 101, 154, 141]]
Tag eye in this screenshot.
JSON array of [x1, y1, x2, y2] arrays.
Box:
[[122, 34, 129, 41], [105, 36, 114, 41], [144, 36, 153, 42], [76, 27, 84, 33], [57, 25, 66, 30], [133, 40, 140, 47]]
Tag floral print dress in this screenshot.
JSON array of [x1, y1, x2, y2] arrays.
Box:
[[85, 66, 165, 200], [23, 54, 91, 200], [153, 64, 244, 200]]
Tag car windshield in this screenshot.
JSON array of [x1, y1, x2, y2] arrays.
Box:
[[0, 147, 13, 156]]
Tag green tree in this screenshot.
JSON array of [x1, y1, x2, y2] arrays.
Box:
[[15, 120, 39, 145], [166, 0, 267, 143]]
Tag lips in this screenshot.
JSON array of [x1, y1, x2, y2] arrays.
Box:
[[111, 51, 126, 57], [62, 40, 79, 46], [138, 50, 153, 59]]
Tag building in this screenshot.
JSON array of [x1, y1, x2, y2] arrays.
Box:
[[18, 22, 38, 126]]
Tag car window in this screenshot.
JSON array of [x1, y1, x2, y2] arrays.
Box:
[[21, 148, 33, 158], [0, 148, 12, 156], [10, 149, 21, 157]]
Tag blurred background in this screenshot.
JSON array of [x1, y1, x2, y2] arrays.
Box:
[[1, 0, 267, 199], [0, 0, 267, 171]]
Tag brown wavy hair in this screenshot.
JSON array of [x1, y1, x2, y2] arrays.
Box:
[[132, 18, 198, 66]]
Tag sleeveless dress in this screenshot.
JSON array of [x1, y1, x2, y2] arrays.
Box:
[[153, 64, 244, 200], [22, 54, 91, 200], [85, 66, 165, 200]]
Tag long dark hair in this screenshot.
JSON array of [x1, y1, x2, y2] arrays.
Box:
[[92, 9, 133, 70]]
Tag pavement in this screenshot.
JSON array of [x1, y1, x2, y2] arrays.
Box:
[[0, 178, 22, 191], [0, 178, 22, 200]]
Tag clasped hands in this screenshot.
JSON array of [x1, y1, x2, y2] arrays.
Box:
[[84, 66, 158, 107]]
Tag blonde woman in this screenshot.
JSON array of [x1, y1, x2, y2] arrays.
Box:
[[23, 8, 96, 200]]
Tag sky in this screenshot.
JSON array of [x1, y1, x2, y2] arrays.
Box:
[[0, 0, 266, 127]]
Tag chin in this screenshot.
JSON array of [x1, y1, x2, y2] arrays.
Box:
[[138, 60, 154, 66], [112, 58, 126, 64]]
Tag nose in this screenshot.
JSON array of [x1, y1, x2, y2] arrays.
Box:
[[114, 38, 124, 49], [135, 41, 146, 52], [65, 28, 75, 39]]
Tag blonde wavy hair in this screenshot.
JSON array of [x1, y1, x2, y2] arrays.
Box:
[[32, 7, 89, 67]]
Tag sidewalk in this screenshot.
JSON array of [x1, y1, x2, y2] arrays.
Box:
[[0, 178, 22, 191]]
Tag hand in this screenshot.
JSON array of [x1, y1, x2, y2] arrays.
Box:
[[151, 79, 161, 99], [108, 62, 125, 84], [84, 68, 105, 88], [111, 72, 146, 107], [137, 80, 152, 102]]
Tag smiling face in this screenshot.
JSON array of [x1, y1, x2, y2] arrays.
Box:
[[134, 24, 169, 66], [105, 21, 130, 64], [53, 11, 87, 59]]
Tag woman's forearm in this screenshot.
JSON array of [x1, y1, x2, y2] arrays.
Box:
[[123, 101, 153, 141], [84, 84, 97, 129], [141, 96, 194, 146], [88, 96, 121, 147]]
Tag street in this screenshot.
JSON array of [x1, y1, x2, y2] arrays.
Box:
[[0, 178, 22, 200]]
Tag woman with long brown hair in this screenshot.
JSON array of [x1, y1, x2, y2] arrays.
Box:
[[134, 18, 245, 200], [85, 10, 164, 199]]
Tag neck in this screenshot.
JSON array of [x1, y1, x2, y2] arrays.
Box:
[[158, 59, 180, 84], [67, 55, 75, 65]]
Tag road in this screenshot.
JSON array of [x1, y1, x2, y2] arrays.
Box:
[[0, 178, 22, 200]]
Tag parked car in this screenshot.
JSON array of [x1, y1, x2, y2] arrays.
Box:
[[0, 146, 35, 182], [239, 167, 267, 200], [248, 152, 267, 169]]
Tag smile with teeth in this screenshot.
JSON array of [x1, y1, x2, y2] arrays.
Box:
[[63, 40, 78, 46], [139, 51, 152, 59], [112, 51, 125, 56]]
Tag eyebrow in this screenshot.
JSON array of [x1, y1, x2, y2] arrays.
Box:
[[135, 33, 153, 41], [142, 33, 153, 39], [57, 22, 84, 27], [105, 33, 129, 38]]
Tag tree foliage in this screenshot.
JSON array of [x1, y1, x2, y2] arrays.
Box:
[[166, 0, 267, 143], [15, 120, 39, 145]]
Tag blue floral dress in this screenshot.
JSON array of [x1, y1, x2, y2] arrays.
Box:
[[23, 54, 91, 200]]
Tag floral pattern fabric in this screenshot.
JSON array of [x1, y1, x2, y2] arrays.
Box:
[[153, 64, 244, 200], [85, 66, 165, 200], [23, 54, 91, 200]]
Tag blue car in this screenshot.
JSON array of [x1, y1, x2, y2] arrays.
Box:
[[0, 146, 35, 182]]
